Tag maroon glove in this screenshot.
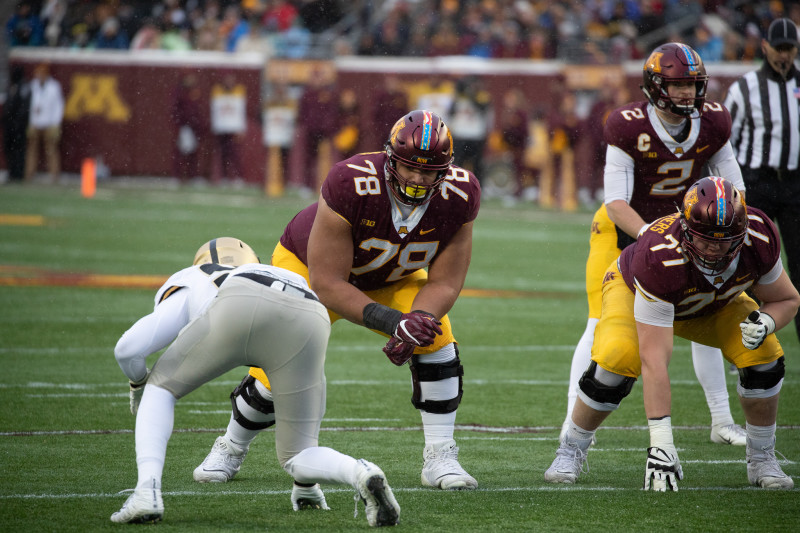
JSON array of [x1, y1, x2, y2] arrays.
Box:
[[392, 310, 442, 347], [383, 337, 416, 366]]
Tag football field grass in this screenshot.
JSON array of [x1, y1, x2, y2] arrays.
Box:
[[0, 181, 798, 532]]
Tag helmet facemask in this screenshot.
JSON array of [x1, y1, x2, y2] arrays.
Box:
[[384, 110, 453, 206], [642, 42, 708, 118]]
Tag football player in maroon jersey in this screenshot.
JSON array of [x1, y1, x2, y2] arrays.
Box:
[[561, 43, 749, 447], [194, 110, 480, 492], [546, 177, 798, 491]]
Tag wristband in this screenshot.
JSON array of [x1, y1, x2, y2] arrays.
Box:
[[362, 303, 403, 336], [760, 312, 776, 335], [648, 416, 674, 449]]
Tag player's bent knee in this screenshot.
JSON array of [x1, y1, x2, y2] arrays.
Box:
[[409, 351, 464, 414], [231, 375, 276, 430], [737, 356, 785, 399], [578, 361, 636, 411]]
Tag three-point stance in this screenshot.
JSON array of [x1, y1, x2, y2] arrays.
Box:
[[195, 110, 480, 490], [112, 238, 400, 526], [547, 177, 798, 491]]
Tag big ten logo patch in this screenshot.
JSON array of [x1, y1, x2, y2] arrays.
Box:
[[65, 74, 131, 122]]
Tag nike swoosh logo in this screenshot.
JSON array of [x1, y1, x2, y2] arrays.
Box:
[[696, 145, 710, 153], [736, 275, 750, 282], [420, 228, 435, 235]]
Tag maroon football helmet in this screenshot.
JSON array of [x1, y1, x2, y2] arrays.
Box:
[[679, 177, 748, 274], [384, 110, 453, 206], [641, 42, 708, 117]]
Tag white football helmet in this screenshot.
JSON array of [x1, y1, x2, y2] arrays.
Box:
[[193, 237, 259, 266]]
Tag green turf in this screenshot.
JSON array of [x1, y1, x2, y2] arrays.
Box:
[[0, 182, 797, 532]]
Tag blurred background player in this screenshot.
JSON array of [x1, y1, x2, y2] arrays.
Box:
[[112, 237, 400, 526], [560, 42, 748, 446], [194, 110, 480, 491], [546, 177, 798, 491]]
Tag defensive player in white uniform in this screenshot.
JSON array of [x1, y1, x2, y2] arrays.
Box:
[[561, 43, 747, 446], [111, 238, 400, 527]]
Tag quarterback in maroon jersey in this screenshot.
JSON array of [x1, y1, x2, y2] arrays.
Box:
[[561, 43, 747, 448], [195, 110, 481, 492], [548, 177, 799, 491]]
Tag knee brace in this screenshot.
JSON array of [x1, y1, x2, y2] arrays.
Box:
[[230, 375, 275, 430], [737, 357, 785, 399], [578, 361, 636, 411], [409, 349, 464, 414]]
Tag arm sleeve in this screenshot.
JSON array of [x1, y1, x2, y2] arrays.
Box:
[[603, 144, 635, 204], [706, 142, 745, 192], [633, 283, 675, 327], [757, 256, 784, 286], [113, 289, 190, 382]]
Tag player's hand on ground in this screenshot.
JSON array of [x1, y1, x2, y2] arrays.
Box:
[[128, 370, 150, 415], [643, 446, 683, 492], [291, 482, 330, 511]]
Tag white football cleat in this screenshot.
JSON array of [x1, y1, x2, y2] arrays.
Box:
[[354, 459, 400, 527], [291, 482, 330, 511], [421, 439, 478, 490], [110, 477, 164, 524], [747, 437, 794, 490], [193, 436, 247, 483], [544, 441, 588, 484], [710, 423, 747, 446]]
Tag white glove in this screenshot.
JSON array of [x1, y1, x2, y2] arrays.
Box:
[[740, 311, 775, 350], [291, 482, 330, 511], [128, 369, 150, 415], [643, 446, 683, 492]]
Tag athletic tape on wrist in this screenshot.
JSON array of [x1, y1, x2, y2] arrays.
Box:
[[363, 303, 403, 336]]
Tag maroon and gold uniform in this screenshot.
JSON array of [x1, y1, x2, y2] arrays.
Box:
[[586, 100, 737, 318], [593, 206, 785, 377], [249, 151, 480, 385]]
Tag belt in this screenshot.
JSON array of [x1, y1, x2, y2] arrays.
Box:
[[235, 272, 319, 302]]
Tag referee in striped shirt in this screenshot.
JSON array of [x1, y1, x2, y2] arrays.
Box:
[[724, 17, 800, 339]]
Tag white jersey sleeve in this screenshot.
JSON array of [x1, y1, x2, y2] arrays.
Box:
[[114, 265, 231, 382], [706, 142, 745, 192], [603, 144, 635, 204]]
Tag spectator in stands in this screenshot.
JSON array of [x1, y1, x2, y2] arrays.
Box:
[[94, 16, 129, 49], [6, 1, 44, 46], [692, 23, 723, 62]]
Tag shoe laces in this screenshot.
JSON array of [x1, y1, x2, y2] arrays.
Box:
[[555, 444, 589, 475]]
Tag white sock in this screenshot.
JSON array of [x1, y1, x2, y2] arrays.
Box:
[[283, 446, 359, 487], [566, 420, 595, 452], [135, 385, 176, 488], [746, 422, 776, 449], [691, 342, 734, 427], [566, 318, 597, 422]]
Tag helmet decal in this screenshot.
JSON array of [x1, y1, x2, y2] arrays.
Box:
[[711, 176, 727, 229], [677, 43, 701, 75], [420, 111, 433, 151]]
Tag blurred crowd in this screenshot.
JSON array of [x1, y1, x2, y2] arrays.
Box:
[[6, 0, 800, 62]]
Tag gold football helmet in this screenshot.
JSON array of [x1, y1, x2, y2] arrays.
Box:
[[193, 237, 259, 266]]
